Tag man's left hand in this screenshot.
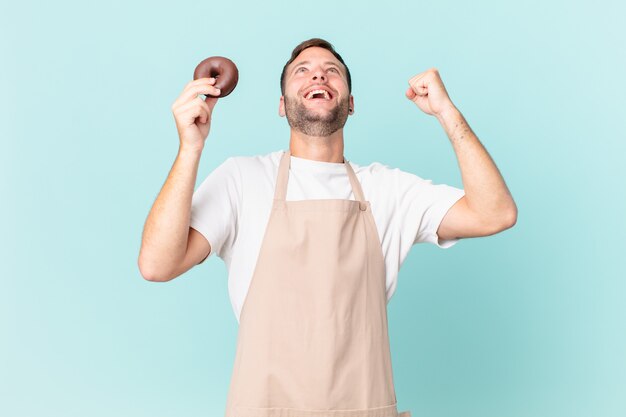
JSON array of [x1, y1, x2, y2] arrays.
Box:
[[406, 68, 455, 117]]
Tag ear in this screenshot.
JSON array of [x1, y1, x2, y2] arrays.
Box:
[[348, 94, 355, 115], [279, 96, 286, 117]]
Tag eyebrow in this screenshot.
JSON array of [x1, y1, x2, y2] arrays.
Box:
[[291, 61, 341, 73]]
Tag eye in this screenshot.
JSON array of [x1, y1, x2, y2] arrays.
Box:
[[296, 67, 306, 73], [328, 67, 339, 73]]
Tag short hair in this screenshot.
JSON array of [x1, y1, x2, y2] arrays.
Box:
[[280, 38, 352, 95]]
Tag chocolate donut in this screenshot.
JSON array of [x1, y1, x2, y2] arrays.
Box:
[[193, 56, 239, 98]]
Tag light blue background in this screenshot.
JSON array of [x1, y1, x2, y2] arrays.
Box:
[[2, 0, 624, 416]]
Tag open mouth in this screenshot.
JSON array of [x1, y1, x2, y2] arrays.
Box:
[[304, 89, 333, 101]]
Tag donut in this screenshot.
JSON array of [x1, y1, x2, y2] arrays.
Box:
[[193, 56, 239, 98]]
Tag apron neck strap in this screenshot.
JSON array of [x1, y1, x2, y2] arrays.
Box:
[[274, 150, 366, 202]]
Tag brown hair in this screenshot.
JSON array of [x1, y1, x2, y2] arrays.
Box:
[[280, 38, 352, 95]]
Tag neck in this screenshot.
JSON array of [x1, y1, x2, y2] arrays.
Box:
[[289, 128, 345, 163]]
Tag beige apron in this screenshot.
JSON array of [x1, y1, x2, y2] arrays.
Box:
[[224, 150, 411, 417]]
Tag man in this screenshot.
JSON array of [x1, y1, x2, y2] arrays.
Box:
[[138, 38, 517, 417]]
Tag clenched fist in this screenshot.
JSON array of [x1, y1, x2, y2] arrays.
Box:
[[406, 68, 456, 117]]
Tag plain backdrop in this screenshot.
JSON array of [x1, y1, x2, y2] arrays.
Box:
[[1, 0, 624, 416]]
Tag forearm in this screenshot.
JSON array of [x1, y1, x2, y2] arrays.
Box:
[[138, 146, 203, 280], [437, 105, 517, 225]]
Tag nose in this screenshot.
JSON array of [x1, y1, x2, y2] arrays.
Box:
[[311, 67, 326, 82]]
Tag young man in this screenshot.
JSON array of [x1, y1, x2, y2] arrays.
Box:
[[138, 38, 517, 417]]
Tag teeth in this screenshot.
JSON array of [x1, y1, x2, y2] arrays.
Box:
[[305, 89, 330, 100]]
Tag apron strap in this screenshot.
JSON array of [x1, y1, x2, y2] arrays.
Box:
[[344, 157, 366, 202], [274, 150, 366, 202], [274, 150, 292, 201]]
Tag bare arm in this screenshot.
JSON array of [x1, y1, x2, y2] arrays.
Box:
[[137, 77, 221, 281], [436, 106, 517, 240], [138, 148, 210, 281], [406, 68, 517, 241]]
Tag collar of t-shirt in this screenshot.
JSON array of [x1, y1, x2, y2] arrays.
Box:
[[289, 154, 349, 173], [286, 154, 356, 200]]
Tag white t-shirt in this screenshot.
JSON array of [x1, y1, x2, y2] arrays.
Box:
[[190, 149, 465, 323]]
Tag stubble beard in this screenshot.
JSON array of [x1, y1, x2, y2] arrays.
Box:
[[284, 94, 350, 137]]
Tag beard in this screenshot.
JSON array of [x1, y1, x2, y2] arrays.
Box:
[[284, 94, 350, 137]]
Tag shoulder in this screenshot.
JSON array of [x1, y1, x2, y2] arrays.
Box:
[[350, 158, 392, 178], [225, 150, 286, 187], [350, 158, 427, 186], [209, 149, 281, 171], [350, 159, 449, 209]]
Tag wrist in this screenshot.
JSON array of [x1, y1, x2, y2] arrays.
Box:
[[436, 103, 460, 124], [178, 145, 204, 159]]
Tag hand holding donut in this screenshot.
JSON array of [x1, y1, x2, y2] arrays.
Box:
[[171, 56, 239, 151], [171, 77, 221, 150]]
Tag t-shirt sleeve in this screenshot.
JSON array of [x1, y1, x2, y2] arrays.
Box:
[[189, 157, 241, 262], [394, 168, 465, 249]]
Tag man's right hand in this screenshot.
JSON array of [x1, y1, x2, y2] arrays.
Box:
[[171, 77, 221, 150]]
